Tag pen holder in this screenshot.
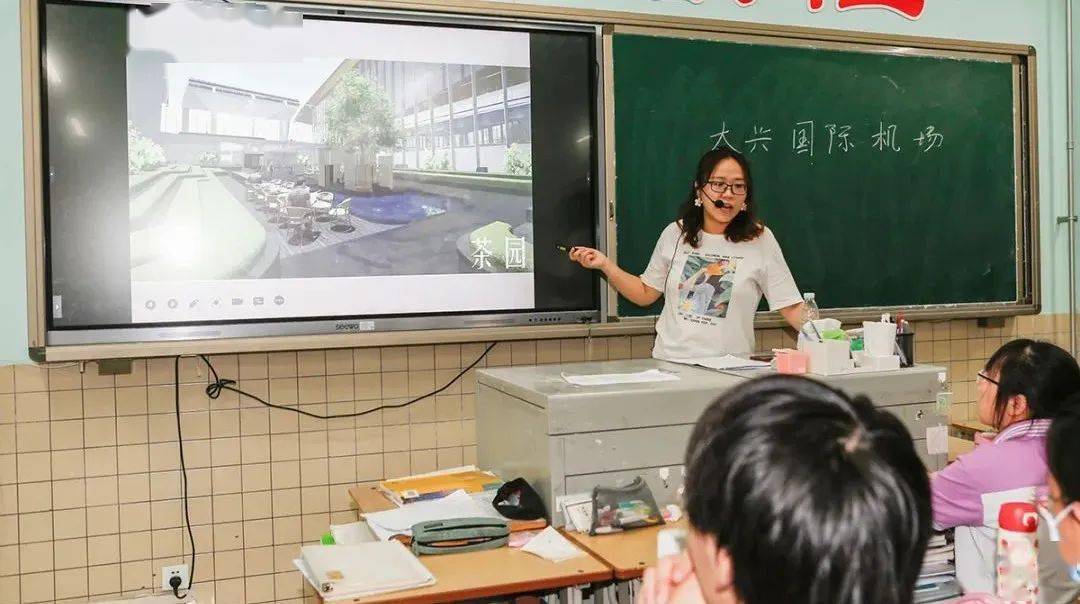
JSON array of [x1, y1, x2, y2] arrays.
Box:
[[895, 332, 914, 368]]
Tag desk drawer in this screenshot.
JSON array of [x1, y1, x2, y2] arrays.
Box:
[[888, 402, 948, 441], [561, 425, 692, 476]]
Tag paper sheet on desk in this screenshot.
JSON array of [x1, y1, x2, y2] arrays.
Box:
[[364, 490, 503, 540], [676, 355, 770, 371], [560, 368, 680, 386], [522, 526, 585, 562]]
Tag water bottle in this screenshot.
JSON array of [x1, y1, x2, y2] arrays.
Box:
[[997, 501, 1040, 602], [800, 293, 821, 341], [802, 293, 820, 323]]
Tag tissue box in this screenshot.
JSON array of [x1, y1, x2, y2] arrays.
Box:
[[798, 339, 853, 375]]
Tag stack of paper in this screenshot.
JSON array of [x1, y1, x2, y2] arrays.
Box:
[[556, 493, 593, 533], [686, 355, 770, 371], [560, 369, 680, 386], [364, 490, 504, 541], [521, 526, 585, 562], [914, 531, 960, 603], [294, 541, 435, 601], [378, 466, 501, 506]]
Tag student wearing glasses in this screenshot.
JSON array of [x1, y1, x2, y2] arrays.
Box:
[[930, 339, 1080, 597], [568, 148, 805, 361]]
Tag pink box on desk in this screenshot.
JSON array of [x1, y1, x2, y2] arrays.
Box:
[[775, 349, 808, 374]]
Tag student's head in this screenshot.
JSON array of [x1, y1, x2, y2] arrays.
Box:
[[684, 375, 931, 604], [976, 339, 1080, 429], [678, 148, 763, 247], [1047, 402, 1080, 567]]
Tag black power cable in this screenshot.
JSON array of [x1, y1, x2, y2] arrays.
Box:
[[172, 357, 196, 599], [170, 342, 495, 597]]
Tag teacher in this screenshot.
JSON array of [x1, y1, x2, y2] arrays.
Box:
[[570, 148, 807, 361]]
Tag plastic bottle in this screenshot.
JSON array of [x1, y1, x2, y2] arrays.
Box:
[[800, 293, 821, 342]]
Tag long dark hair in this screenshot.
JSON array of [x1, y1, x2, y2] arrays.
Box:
[[676, 147, 764, 247], [685, 375, 931, 604], [983, 339, 1080, 429]]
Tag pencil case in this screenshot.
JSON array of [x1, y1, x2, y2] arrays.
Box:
[[410, 517, 509, 555], [590, 476, 664, 535]]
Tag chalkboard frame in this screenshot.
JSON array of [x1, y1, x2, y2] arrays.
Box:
[[601, 25, 1038, 327]]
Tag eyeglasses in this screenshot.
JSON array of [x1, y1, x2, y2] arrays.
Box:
[[976, 372, 999, 386], [704, 180, 747, 195]]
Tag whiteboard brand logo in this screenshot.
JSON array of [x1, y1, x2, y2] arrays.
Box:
[[335, 322, 362, 332], [675, 0, 926, 20]]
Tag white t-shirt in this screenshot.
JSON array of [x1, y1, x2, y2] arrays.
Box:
[[640, 222, 802, 361]]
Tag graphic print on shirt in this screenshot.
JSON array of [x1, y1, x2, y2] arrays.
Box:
[[676, 253, 741, 324]]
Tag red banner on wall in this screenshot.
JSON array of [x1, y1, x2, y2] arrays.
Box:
[[727, 0, 925, 20]]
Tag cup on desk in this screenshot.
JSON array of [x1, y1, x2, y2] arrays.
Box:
[[657, 527, 688, 558], [895, 332, 914, 368]]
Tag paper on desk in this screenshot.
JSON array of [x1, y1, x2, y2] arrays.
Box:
[[364, 490, 503, 540], [560, 368, 680, 386], [681, 355, 770, 371], [521, 526, 585, 562], [556, 493, 593, 533], [329, 521, 372, 545]]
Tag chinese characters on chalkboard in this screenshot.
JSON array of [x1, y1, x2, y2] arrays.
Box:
[[709, 121, 944, 155]]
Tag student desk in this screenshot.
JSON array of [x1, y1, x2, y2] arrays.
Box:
[[563, 520, 689, 580], [337, 486, 613, 604], [338, 548, 611, 604], [476, 359, 948, 524]]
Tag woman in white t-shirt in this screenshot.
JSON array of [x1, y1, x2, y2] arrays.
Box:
[[569, 148, 806, 361]]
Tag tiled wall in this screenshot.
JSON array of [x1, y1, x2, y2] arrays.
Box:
[[0, 316, 1074, 604]]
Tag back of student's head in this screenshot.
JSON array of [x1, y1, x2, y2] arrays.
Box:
[[684, 375, 931, 604], [984, 339, 1080, 427], [1049, 400, 1080, 504]]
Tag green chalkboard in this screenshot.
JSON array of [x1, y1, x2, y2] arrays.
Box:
[[612, 33, 1025, 317]]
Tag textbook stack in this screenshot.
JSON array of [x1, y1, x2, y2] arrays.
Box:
[[915, 530, 962, 603]]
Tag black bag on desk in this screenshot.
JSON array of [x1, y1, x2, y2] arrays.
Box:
[[492, 477, 546, 521], [589, 476, 664, 535], [410, 517, 509, 555]]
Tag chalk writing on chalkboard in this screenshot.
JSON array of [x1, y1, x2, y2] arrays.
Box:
[[710, 121, 944, 155]]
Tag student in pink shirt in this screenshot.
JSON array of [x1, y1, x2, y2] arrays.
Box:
[[931, 339, 1080, 596]]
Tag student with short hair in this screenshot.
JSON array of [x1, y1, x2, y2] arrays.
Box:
[[638, 375, 931, 604]]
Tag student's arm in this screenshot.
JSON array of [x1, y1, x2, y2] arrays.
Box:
[[569, 247, 662, 307], [930, 450, 987, 530], [761, 230, 805, 330]]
